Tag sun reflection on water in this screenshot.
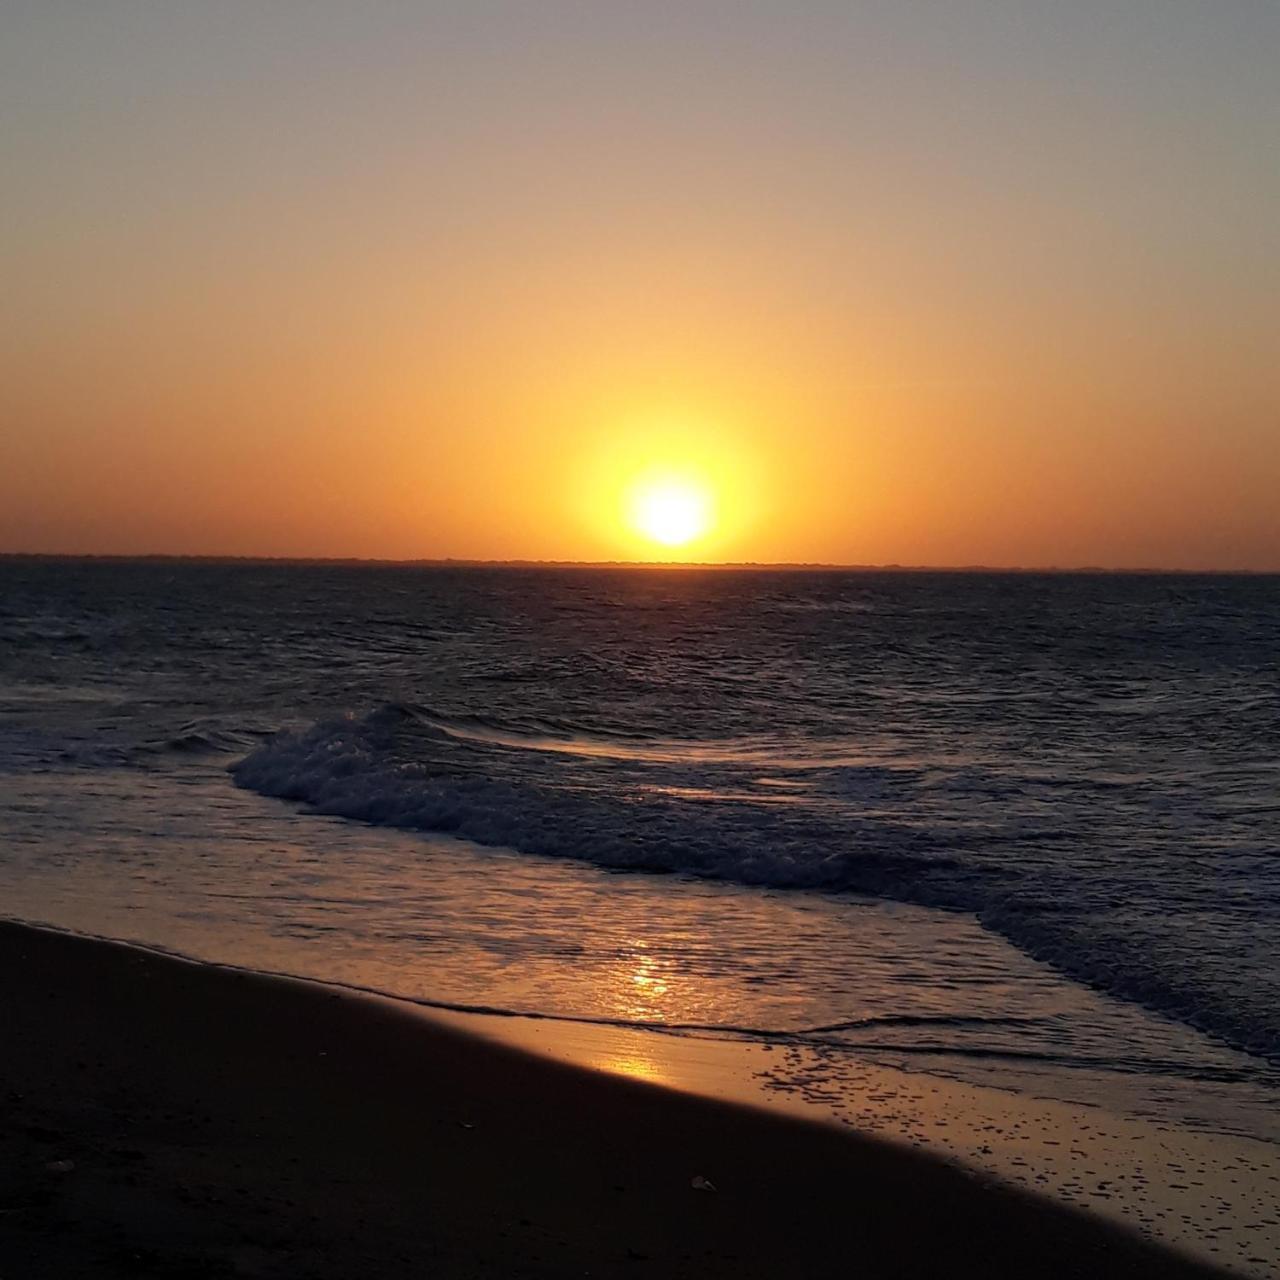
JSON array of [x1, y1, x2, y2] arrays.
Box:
[[615, 945, 676, 1022]]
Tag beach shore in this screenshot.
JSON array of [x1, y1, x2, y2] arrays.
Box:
[[0, 919, 1235, 1278]]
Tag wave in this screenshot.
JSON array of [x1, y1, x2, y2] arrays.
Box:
[[351, 701, 896, 771], [231, 704, 964, 894], [161, 722, 266, 756], [233, 703, 1280, 1066]]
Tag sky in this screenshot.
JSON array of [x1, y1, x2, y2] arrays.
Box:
[[2, 1, 1277, 567]]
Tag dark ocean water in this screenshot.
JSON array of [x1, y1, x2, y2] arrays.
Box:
[[2, 560, 1278, 1076]]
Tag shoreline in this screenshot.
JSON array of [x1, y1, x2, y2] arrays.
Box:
[[6, 902, 1278, 1272], [0, 919, 1241, 1278]]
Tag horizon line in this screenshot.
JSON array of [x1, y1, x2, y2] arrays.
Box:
[[1, 552, 1275, 575]]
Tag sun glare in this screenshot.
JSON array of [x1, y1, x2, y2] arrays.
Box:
[[629, 478, 712, 549], [575, 414, 754, 561]]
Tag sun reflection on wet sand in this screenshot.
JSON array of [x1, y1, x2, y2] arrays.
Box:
[[587, 1048, 664, 1084]]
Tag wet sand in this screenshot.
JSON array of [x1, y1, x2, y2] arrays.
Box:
[[0, 920, 1237, 1278], [471, 1009, 1280, 1275]]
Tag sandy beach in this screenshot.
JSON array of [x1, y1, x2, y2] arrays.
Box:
[[0, 920, 1236, 1279]]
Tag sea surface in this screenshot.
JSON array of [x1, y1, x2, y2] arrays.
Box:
[[2, 559, 1279, 1149]]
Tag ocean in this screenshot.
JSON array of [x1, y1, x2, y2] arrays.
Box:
[[3, 560, 1278, 1157]]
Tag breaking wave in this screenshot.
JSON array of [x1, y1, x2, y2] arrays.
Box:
[[234, 701, 1280, 1064]]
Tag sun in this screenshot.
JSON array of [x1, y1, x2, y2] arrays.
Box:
[[628, 476, 713, 549], [577, 417, 748, 559]]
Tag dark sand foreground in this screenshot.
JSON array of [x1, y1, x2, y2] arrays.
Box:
[[1, 920, 1234, 1279]]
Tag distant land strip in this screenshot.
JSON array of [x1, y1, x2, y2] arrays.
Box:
[[1, 553, 1275, 575]]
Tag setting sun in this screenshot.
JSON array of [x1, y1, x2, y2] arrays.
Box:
[[571, 414, 758, 562], [630, 478, 712, 548]]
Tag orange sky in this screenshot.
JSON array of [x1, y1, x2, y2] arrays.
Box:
[[3, 3, 1277, 568]]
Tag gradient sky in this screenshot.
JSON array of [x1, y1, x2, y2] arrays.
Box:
[[3, 1, 1277, 567]]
